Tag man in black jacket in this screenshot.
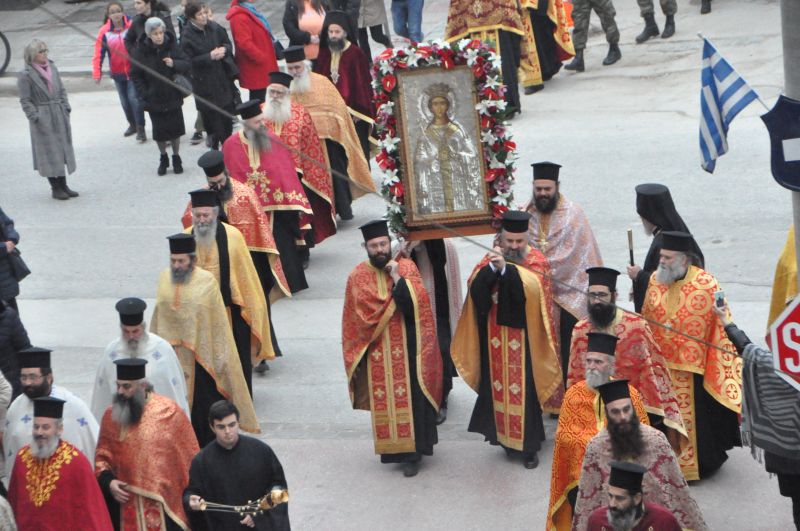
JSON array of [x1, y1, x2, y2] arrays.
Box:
[[0, 207, 22, 311]]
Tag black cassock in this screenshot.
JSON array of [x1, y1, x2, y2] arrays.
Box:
[[467, 265, 546, 459], [326, 140, 353, 220], [184, 435, 291, 531]]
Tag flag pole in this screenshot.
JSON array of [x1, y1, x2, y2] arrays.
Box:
[[697, 32, 771, 111], [778, 0, 800, 268]]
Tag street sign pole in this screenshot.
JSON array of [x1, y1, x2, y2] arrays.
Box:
[[781, 0, 800, 264]]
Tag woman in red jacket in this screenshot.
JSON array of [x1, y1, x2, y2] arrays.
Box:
[[92, 1, 147, 142], [226, 0, 279, 103]]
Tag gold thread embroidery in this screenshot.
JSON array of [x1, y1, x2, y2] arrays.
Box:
[[21, 442, 77, 507]]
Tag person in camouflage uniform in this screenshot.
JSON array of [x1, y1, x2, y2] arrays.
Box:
[[564, 0, 620, 72], [634, 0, 676, 44]]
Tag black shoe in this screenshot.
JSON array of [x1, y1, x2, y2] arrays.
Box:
[[524, 84, 544, 95], [302, 257, 310, 270], [701, 0, 711, 13], [157, 154, 169, 176], [58, 177, 79, 197], [136, 125, 147, 143], [254, 360, 270, 374], [661, 15, 675, 38], [436, 406, 447, 425], [190, 131, 204, 145], [635, 14, 660, 44], [123, 123, 136, 137], [564, 50, 584, 72], [524, 454, 539, 469], [172, 154, 183, 174], [602, 44, 621, 66], [48, 177, 69, 200], [402, 461, 419, 477]]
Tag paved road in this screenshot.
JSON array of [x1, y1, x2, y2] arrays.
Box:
[[0, 0, 795, 529]]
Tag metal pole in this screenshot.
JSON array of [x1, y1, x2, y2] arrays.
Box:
[[782, 0, 800, 264]]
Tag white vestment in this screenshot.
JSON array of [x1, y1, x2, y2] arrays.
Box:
[[3, 385, 99, 483], [90, 332, 189, 421]]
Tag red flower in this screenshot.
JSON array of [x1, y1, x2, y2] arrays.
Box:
[[485, 168, 505, 182], [440, 49, 455, 70], [471, 63, 485, 79], [468, 39, 482, 50], [382, 74, 397, 92], [378, 48, 394, 61], [481, 115, 495, 130], [481, 88, 499, 101], [416, 46, 432, 59], [505, 140, 516, 151], [390, 181, 404, 198], [492, 204, 508, 218]]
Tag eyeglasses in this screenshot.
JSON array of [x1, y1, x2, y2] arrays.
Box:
[[38, 49, 49, 54]]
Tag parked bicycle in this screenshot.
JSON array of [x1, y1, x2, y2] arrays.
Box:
[[0, 29, 11, 75]]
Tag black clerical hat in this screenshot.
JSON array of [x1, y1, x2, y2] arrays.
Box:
[[115, 358, 147, 381], [269, 71, 293, 89], [198, 150, 225, 177], [18, 346, 51, 369], [596, 379, 631, 404], [608, 461, 647, 493], [635, 183, 672, 225], [586, 267, 620, 290], [501, 211, 531, 234], [33, 397, 65, 419], [168, 233, 196, 254], [283, 45, 306, 64], [236, 100, 262, 120], [189, 189, 219, 208], [532, 162, 561, 181], [324, 10, 352, 34], [116, 297, 146, 326], [660, 231, 694, 253], [587, 332, 618, 357], [359, 220, 389, 242]]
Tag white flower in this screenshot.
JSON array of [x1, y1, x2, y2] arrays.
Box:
[[406, 53, 420, 68], [464, 48, 479, 66], [379, 136, 401, 153], [488, 52, 502, 71], [488, 157, 506, 169], [483, 76, 502, 90], [429, 38, 448, 48], [458, 38, 472, 50], [378, 60, 395, 75], [377, 101, 395, 115], [390, 202, 404, 214], [381, 168, 399, 184], [491, 190, 512, 206], [475, 101, 491, 114], [481, 130, 496, 145]]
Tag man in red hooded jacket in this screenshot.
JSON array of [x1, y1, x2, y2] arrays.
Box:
[[227, 0, 279, 103]]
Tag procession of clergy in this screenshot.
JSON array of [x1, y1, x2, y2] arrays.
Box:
[[6, 30, 749, 531]]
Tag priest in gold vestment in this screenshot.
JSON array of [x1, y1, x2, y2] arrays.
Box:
[[150, 234, 259, 445], [452, 211, 562, 469], [185, 189, 273, 396], [341, 220, 442, 477], [641, 231, 741, 481], [285, 45, 375, 221], [517, 0, 574, 93], [546, 332, 649, 531], [95, 359, 199, 531]]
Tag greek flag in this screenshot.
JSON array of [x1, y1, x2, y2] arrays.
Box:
[[699, 38, 759, 173]]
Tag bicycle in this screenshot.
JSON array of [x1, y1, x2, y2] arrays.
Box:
[[0, 29, 10, 76]]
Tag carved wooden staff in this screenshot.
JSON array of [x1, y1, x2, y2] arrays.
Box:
[[627, 229, 635, 266]]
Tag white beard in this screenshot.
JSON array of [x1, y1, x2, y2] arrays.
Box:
[[194, 219, 218, 247], [32, 435, 59, 460], [263, 97, 292, 125], [586, 368, 611, 389], [290, 69, 311, 94], [656, 262, 687, 285], [120, 332, 149, 358]]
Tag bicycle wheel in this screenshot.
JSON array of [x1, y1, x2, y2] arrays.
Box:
[[0, 30, 10, 76]]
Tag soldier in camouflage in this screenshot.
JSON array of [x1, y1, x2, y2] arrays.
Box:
[[635, 0, 676, 44], [564, 0, 620, 72]]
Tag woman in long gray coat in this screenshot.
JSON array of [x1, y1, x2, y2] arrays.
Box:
[[18, 39, 78, 201]]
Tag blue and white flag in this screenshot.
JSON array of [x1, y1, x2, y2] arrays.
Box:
[[699, 38, 760, 173]]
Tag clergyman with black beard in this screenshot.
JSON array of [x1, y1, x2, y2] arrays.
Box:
[[4, 346, 99, 480], [524, 161, 603, 385], [585, 461, 682, 531], [572, 379, 709, 531]]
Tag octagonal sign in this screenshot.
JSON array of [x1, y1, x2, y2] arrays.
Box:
[[769, 293, 800, 391]]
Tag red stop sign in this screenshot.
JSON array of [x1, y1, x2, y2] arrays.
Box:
[[769, 294, 800, 391]]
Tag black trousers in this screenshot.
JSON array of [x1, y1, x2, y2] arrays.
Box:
[[199, 103, 234, 150], [558, 307, 578, 384]]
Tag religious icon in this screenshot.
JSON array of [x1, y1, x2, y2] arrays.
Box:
[[395, 66, 491, 230]]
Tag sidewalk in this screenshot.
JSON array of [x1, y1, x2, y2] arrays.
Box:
[[0, 0, 451, 96]]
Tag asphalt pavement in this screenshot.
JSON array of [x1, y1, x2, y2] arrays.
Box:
[[0, 0, 795, 529]]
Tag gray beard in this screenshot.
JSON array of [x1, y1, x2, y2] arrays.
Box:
[[290, 70, 311, 94], [112, 389, 146, 426], [194, 219, 218, 247], [31, 435, 59, 460], [586, 368, 611, 389], [263, 98, 292, 125], [120, 334, 148, 358], [171, 265, 194, 284], [656, 262, 687, 285], [607, 503, 644, 531], [505, 248, 524, 261], [245, 126, 271, 152], [329, 37, 345, 52]]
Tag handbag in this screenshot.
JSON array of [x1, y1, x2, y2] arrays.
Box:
[[8, 248, 30, 282], [173, 73, 193, 98]]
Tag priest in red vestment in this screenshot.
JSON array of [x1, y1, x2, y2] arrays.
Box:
[[262, 71, 336, 264], [342, 220, 442, 477], [95, 359, 199, 531], [586, 462, 682, 531], [313, 11, 374, 163], [9, 397, 112, 531], [223, 100, 312, 293]]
